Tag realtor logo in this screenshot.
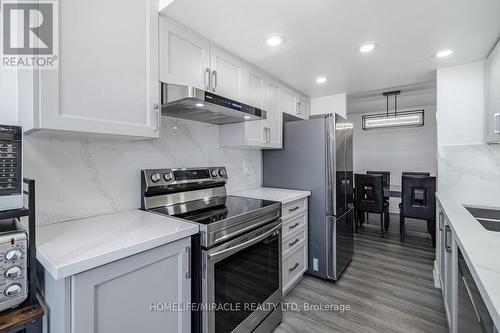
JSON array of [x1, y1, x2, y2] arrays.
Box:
[[1, 0, 58, 69]]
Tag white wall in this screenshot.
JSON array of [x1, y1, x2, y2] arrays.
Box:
[[23, 119, 262, 225], [348, 106, 437, 211], [436, 61, 500, 200], [0, 70, 18, 125], [436, 61, 485, 146], [311, 93, 346, 118]]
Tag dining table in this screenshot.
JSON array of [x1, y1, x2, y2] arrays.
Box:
[[384, 185, 402, 198]]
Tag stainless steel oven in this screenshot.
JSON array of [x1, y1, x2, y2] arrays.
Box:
[[141, 167, 283, 333], [202, 220, 282, 333]]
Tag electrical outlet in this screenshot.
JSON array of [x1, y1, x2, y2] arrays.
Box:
[[243, 162, 251, 176]]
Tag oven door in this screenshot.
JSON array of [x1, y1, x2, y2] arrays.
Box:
[[202, 220, 282, 333]]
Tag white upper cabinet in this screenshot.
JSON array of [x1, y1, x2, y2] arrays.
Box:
[[220, 68, 283, 149], [210, 46, 247, 101], [297, 94, 311, 120], [266, 80, 283, 148], [159, 19, 210, 90], [485, 39, 500, 143], [159, 17, 310, 149], [19, 0, 160, 139], [281, 89, 298, 117]]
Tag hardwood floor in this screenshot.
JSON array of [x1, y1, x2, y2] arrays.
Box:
[[274, 213, 448, 333]]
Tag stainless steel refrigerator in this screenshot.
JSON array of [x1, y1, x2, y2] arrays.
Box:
[[263, 113, 354, 281]]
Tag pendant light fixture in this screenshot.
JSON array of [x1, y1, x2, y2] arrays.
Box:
[[362, 90, 424, 130]]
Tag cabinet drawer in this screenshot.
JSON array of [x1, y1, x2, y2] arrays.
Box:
[[282, 228, 307, 257], [282, 198, 307, 219], [282, 212, 307, 238], [282, 244, 307, 292]]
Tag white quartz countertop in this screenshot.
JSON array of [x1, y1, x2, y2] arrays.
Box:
[[36, 210, 199, 280], [437, 193, 500, 329], [231, 187, 311, 204]]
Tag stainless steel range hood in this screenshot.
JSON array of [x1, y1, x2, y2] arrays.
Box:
[[160, 83, 267, 125]]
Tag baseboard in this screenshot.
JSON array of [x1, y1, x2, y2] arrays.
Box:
[[433, 260, 441, 289]]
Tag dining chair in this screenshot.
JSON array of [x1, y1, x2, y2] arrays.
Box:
[[366, 171, 390, 223], [402, 172, 431, 177], [399, 176, 437, 247], [354, 174, 389, 236]]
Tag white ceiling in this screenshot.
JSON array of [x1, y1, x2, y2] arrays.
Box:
[[163, 0, 500, 98]]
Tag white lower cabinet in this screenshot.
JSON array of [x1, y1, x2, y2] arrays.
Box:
[[43, 238, 191, 333], [281, 198, 309, 295], [436, 204, 459, 333]]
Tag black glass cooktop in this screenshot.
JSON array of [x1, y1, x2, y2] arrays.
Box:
[[153, 195, 278, 225]]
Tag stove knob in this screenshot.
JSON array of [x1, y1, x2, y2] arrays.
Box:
[[4, 249, 21, 261], [219, 169, 226, 177], [4, 284, 21, 297], [5, 266, 21, 279], [164, 172, 173, 182], [151, 173, 161, 183], [211, 169, 219, 177]]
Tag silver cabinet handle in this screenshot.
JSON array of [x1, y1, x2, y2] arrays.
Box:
[[289, 206, 300, 213], [153, 103, 160, 131], [438, 211, 444, 231], [185, 246, 191, 279], [212, 70, 218, 92], [265, 127, 271, 144], [494, 113, 500, 134], [205, 68, 211, 90], [289, 238, 300, 247], [445, 225, 452, 253], [262, 127, 267, 144], [289, 222, 300, 230], [289, 263, 300, 272]]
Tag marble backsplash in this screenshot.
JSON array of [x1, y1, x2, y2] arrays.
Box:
[[438, 144, 500, 203], [24, 118, 262, 225]]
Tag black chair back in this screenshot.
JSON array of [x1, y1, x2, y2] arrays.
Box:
[[401, 176, 436, 220], [355, 174, 384, 214], [367, 171, 390, 187], [402, 172, 430, 177]]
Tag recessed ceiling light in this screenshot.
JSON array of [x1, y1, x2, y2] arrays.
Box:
[[315, 77, 327, 84], [265, 34, 285, 47], [435, 49, 453, 58], [359, 42, 379, 53], [195, 103, 204, 107]]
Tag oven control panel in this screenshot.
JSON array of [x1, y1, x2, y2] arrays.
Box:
[[143, 167, 228, 188], [0, 232, 27, 312]]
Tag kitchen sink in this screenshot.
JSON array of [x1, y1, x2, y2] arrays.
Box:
[[464, 206, 500, 232]]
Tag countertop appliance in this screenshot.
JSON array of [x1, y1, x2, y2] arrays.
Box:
[[0, 125, 22, 211], [458, 249, 495, 332], [263, 113, 354, 281], [0, 219, 28, 312], [141, 167, 283, 333], [161, 83, 266, 125]]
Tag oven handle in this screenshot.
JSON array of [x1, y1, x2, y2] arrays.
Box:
[[208, 222, 281, 263]]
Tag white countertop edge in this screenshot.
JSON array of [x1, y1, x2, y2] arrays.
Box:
[[231, 187, 311, 204], [436, 194, 500, 329], [37, 224, 198, 280]]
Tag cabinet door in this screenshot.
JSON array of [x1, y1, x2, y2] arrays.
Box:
[[71, 238, 191, 333], [485, 40, 500, 143], [297, 95, 311, 120], [210, 46, 247, 101], [32, 0, 160, 138], [281, 89, 297, 116], [244, 67, 267, 146], [160, 17, 211, 90], [266, 80, 283, 148]]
